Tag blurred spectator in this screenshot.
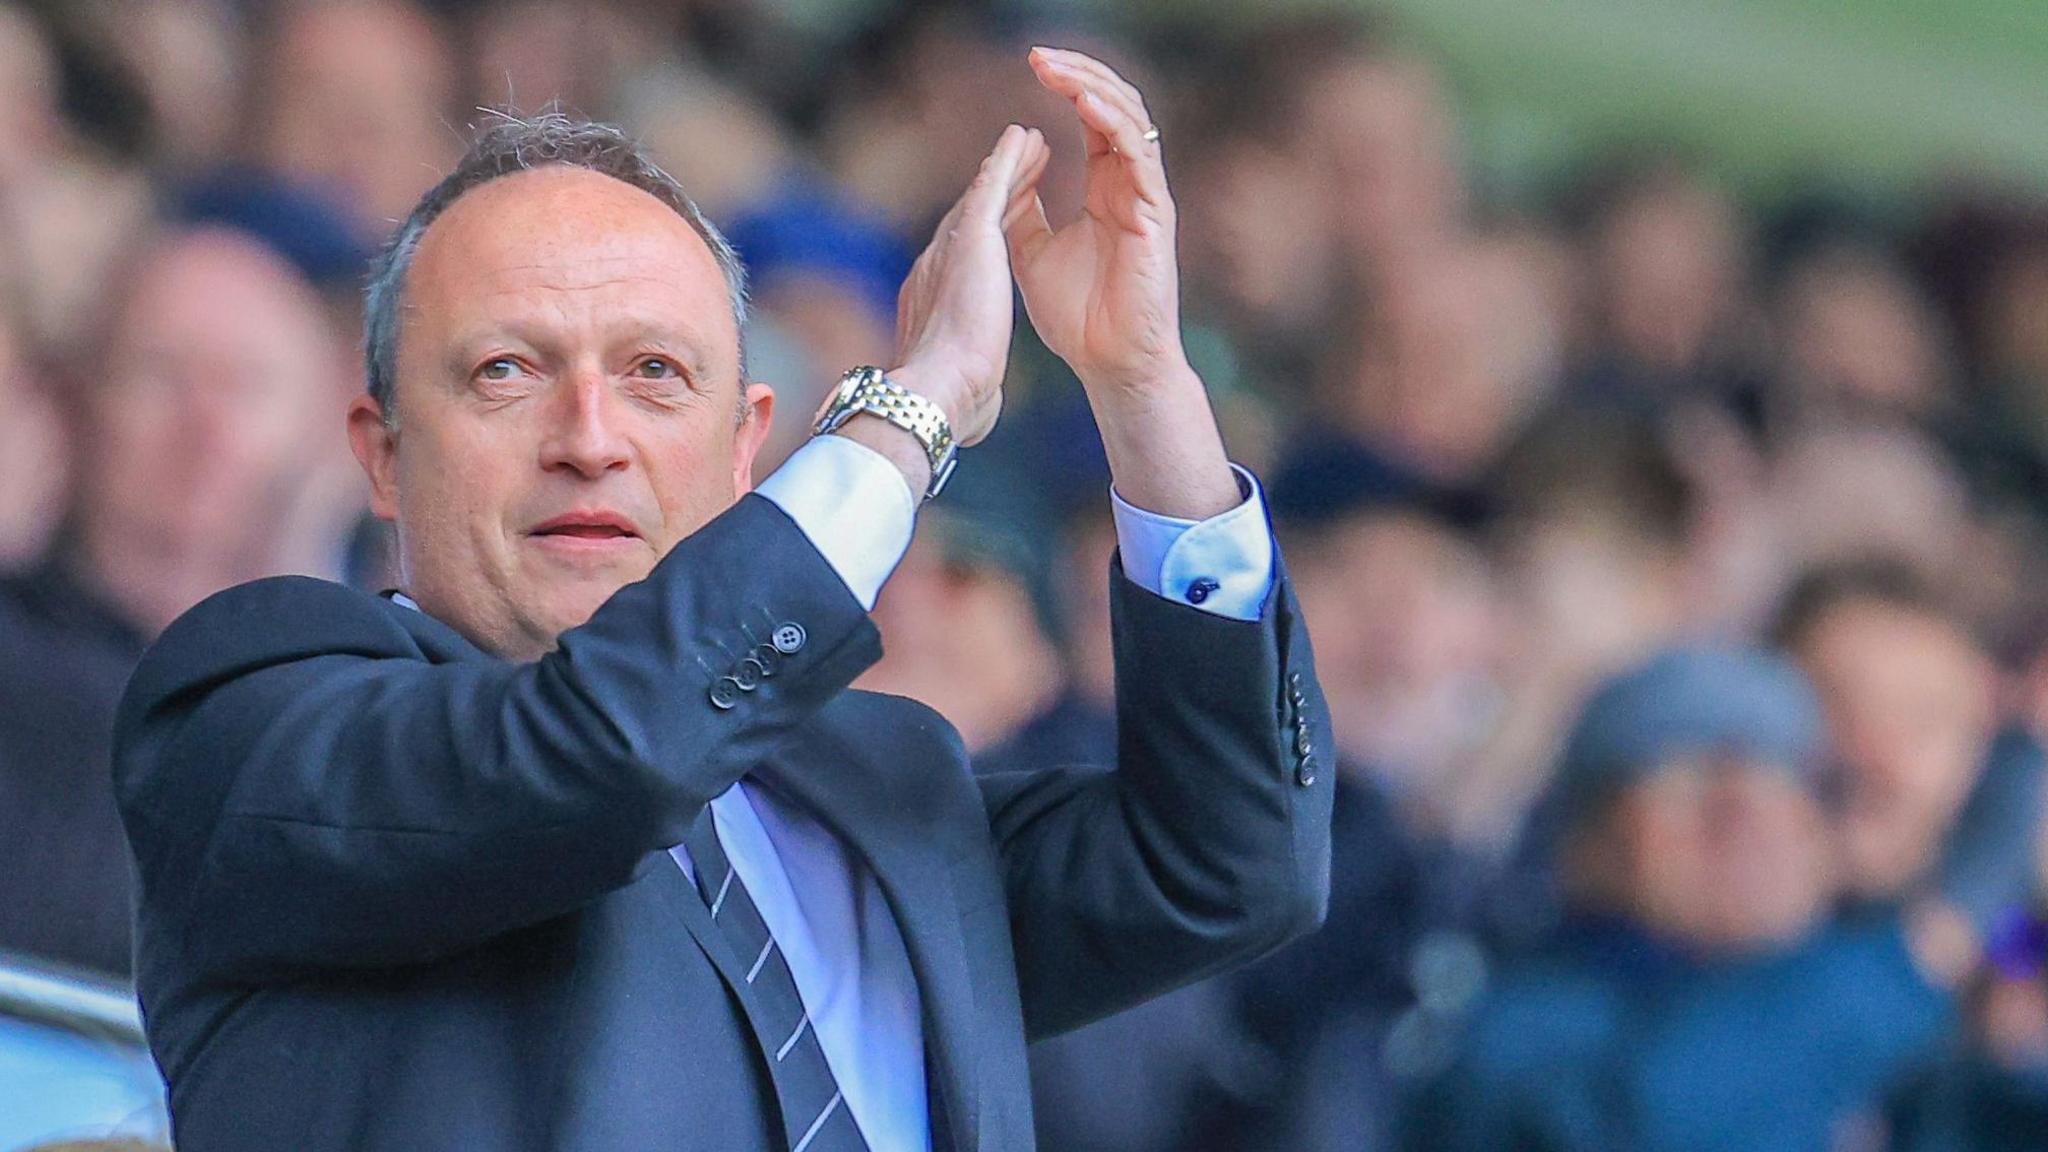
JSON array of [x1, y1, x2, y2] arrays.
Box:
[[1776, 562, 1999, 904], [1772, 237, 1958, 423], [1453, 409, 1709, 857], [823, 9, 1090, 238], [461, 0, 648, 117], [1887, 907, 2048, 1151], [619, 62, 795, 223], [248, 0, 459, 239], [1768, 420, 1975, 587], [861, 462, 1101, 764], [1572, 158, 1762, 408], [1319, 224, 1573, 485], [0, 292, 67, 570], [1282, 21, 1465, 279], [0, 3, 154, 354], [1177, 126, 1339, 399], [1405, 647, 1988, 1152], [0, 225, 358, 975], [1270, 441, 1500, 828], [95, 0, 246, 175]]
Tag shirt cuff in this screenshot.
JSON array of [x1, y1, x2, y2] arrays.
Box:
[[1110, 466, 1275, 622], [754, 435, 917, 611]]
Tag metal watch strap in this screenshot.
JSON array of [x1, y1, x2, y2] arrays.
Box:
[[813, 366, 958, 500]]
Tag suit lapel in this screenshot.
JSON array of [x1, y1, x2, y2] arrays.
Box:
[[648, 852, 813, 1141], [756, 726, 983, 1152]]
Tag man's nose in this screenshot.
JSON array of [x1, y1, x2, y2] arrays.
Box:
[[539, 370, 632, 478]]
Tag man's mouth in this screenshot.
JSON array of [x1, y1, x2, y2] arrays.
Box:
[[529, 511, 642, 544]]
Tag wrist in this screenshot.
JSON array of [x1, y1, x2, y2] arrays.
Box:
[[832, 412, 933, 501], [1086, 367, 1240, 520], [884, 361, 968, 434], [1072, 353, 1203, 406]]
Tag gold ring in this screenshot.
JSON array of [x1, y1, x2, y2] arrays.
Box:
[[1141, 125, 1161, 143]]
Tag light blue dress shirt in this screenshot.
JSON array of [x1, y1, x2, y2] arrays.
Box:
[[409, 432, 1276, 1152]]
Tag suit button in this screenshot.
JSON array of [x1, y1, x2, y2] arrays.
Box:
[[750, 643, 780, 675], [734, 659, 766, 691], [1295, 729, 1314, 758], [1289, 672, 1303, 690], [772, 622, 806, 654], [1185, 577, 1219, 606], [709, 678, 742, 710], [1296, 754, 1317, 787]]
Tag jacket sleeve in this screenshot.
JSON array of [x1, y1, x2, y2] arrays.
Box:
[[977, 552, 1334, 1041], [114, 495, 879, 979]]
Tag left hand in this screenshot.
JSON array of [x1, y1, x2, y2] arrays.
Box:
[[1006, 47, 1193, 395]]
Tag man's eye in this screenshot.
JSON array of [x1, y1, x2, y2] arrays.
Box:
[[632, 357, 680, 380], [478, 358, 520, 382]]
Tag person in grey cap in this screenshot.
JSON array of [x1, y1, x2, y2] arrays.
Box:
[[1400, 644, 2040, 1152]]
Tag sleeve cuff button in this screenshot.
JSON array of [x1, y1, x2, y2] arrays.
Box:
[[1185, 577, 1219, 605]]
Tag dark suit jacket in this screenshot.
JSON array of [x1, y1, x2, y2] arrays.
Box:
[[114, 495, 1332, 1151]]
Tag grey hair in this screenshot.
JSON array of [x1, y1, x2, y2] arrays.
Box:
[[363, 110, 749, 423]]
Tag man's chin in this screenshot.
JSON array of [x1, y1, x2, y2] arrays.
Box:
[[524, 570, 649, 640]]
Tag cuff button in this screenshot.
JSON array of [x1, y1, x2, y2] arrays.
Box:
[[1185, 577, 1220, 606], [709, 678, 742, 710], [772, 622, 807, 654], [1296, 755, 1318, 787]]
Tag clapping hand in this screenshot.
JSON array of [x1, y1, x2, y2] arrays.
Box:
[[881, 49, 1236, 519]]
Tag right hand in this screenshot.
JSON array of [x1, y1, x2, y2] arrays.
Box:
[[884, 123, 1052, 448]]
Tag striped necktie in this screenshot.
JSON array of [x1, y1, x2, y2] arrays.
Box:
[[681, 809, 872, 1152]]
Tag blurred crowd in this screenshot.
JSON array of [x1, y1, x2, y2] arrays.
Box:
[[3, 1, 2048, 1149]]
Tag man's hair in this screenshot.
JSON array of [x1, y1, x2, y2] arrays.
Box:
[[1770, 556, 1962, 652], [363, 110, 749, 423], [1489, 407, 1698, 553]]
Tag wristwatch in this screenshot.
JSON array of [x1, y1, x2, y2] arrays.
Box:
[[812, 365, 958, 501]]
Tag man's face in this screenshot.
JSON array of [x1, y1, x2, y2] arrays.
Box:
[[1796, 598, 1994, 899], [350, 166, 772, 661]]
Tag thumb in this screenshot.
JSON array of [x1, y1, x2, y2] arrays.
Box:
[[1002, 130, 1055, 266], [965, 125, 1030, 228]]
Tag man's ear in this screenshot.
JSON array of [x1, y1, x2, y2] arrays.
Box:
[[347, 394, 400, 520], [732, 382, 776, 495]]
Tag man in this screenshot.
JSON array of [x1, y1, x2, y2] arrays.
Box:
[[1774, 561, 2012, 908], [248, 0, 459, 243], [1402, 646, 2033, 1152], [1, 225, 349, 976], [116, 49, 1331, 1152]]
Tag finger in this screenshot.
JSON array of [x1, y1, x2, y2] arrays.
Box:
[[1071, 87, 1170, 210], [1029, 47, 1153, 137]]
